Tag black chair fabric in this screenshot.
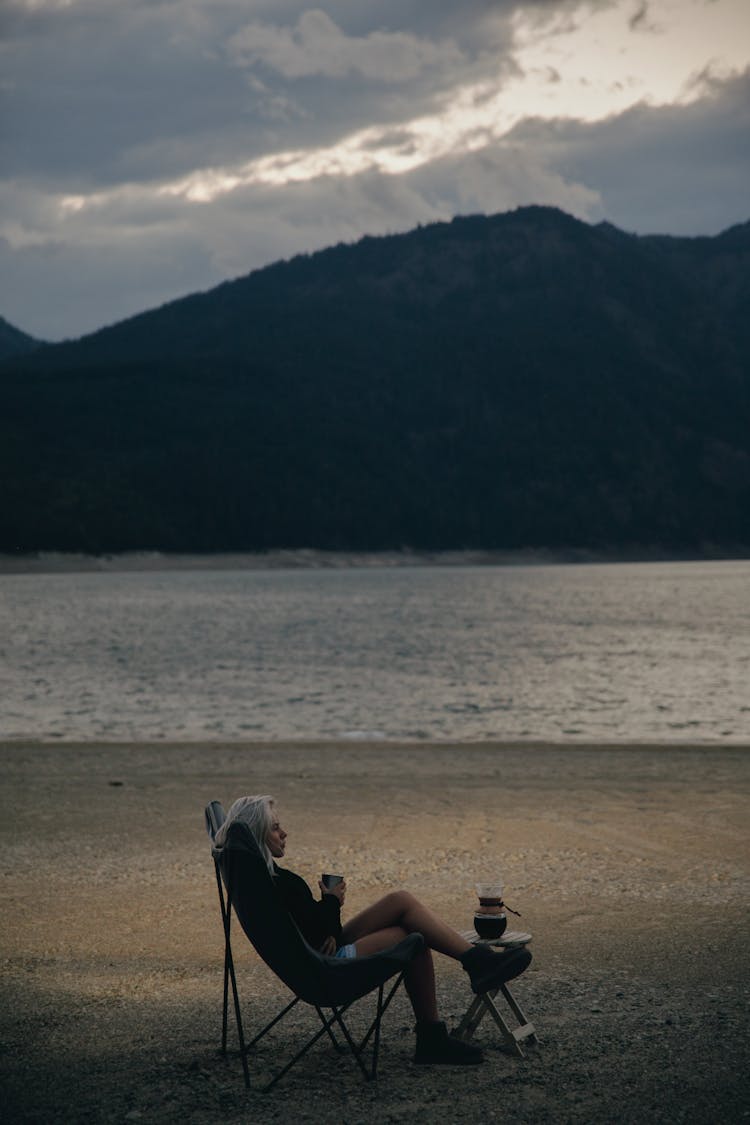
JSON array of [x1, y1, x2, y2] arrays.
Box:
[[217, 820, 423, 1008], [205, 800, 226, 841]]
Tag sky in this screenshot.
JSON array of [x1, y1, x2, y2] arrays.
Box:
[[1, 0, 749, 342]]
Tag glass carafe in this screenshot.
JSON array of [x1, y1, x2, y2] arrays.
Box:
[[474, 882, 507, 939]]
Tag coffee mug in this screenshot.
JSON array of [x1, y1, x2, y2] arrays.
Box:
[[321, 873, 344, 889]]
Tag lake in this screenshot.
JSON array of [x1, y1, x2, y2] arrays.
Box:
[[1, 559, 748, 743]]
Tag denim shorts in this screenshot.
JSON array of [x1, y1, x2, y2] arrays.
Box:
[[334, 943, 357, 959]]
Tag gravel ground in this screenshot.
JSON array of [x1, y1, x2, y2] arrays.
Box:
[[1, 741, 748, 1123]]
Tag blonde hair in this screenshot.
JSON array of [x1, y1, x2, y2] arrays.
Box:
[[214, 795, 277, 873]]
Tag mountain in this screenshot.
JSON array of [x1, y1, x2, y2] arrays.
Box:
[[0, 316, 43, 361], [1, 206, 749, 554]]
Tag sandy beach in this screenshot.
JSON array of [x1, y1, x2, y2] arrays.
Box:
[[1, 740, 748, 1123]]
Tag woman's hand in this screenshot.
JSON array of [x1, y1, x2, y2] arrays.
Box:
[[319, 936, 337, 956], [319, 878, 346, 905]]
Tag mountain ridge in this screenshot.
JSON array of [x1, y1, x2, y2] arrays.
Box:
[[2, 206, 749, 554], [0, 316, 44, 361]]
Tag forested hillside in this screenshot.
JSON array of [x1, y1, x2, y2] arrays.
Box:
[[0, 316, 42, 361], [2, 206, 749, 554]]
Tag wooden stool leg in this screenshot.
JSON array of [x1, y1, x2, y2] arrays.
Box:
[[482, 991, 526, 1057], [501, 982, 538, 1044], [453, 994, 486, 1041], [453, 983, 538, 1055]]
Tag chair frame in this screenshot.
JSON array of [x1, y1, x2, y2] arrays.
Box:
[[205, 802, 414, 1091]]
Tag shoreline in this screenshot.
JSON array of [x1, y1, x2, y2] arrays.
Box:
[[2, 737, 750, 751], [2, 545, 750, 575]]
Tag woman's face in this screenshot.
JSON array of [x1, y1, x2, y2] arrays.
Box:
[[266, 811, 287, 859]]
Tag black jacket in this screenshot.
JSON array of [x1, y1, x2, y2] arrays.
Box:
[[273, 864, 342, 949]]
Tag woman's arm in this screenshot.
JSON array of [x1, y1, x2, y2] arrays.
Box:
[[274, 867, 343, 948]]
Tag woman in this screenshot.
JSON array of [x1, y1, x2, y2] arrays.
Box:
[[215, 795, 531, 1066]]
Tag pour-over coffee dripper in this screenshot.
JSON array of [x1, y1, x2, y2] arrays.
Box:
[[474, 882, 507, 940]]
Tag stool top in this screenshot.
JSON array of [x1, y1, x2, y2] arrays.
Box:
[[459, 929, 532, 947]]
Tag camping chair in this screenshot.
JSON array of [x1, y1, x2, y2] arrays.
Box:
[[204, 801, 424, 1091]]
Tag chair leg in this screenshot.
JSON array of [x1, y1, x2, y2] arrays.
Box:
[[329, 1006, 376, 1082], [263, 985, 395, 1090], [371, 983, 384, 1079], [222, 946, 230, 1053], [357, 970, 406, 1056], [222, 925, 245, 1061], [217, 947, 407, 1092], [314, 1005, 344, 1053], [246, 996, 300, 1049], [261, 1007, 351, 1092], [336, 971, 407, 1082], [218, 882, 250, 1087], [215, 866, 231, 1053], [238, 972, 410, 1092]]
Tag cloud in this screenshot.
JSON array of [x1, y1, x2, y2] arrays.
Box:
[[1, 0, 748, 339], [0, 2, 259, 186], [227, 9, 466, 82], [507, 65, 750, 235], [628, 2, 659, 32], [7, 58, 748, 342], [0, 0, 508, 189]]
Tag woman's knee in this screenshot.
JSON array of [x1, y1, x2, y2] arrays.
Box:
[[380, 889, 416, 913]]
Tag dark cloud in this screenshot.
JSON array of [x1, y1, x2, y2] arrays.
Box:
[[1, 2, 268, 185], [0, 0, 746, 338], [227, 10, 466, 81], [0, 0, 514, 188]]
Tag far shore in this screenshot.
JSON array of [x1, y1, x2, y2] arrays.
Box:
[[2, 545, 749, 575]]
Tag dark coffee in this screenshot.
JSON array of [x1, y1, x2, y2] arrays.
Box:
[[474, 912, 507, 939], [321, 873, 343, 889]]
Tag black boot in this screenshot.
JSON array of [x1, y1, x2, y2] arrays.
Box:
[[460, 944, 532, 995], [413, 1020, 483, 1065]]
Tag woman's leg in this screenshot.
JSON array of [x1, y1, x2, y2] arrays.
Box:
[[351, 925, 438, 1023], [340, 891, 526, 1065], [341, 890, 472, 960]]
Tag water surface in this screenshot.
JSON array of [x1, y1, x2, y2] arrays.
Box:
[[1, 560, 747, 742]]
